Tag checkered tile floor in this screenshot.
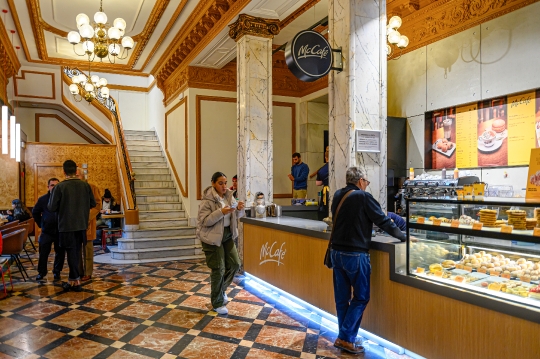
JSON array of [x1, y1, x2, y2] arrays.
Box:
[[0, 242, 412, 359]]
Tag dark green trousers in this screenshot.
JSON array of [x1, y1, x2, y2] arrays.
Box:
[[201, 226, 241, 308]]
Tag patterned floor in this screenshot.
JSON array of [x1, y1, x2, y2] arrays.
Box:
[[0, 243, 412, 359]]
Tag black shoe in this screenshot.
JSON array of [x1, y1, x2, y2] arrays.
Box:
[[71, 285, 82, 292], [61, 282, 72, 291], [36, 274, 46, 281], [53, 273, 61, 281]]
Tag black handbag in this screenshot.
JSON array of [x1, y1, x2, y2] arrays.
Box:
[[324, 190, 354, 269]]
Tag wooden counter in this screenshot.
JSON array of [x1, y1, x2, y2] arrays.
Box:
[[242, 218, 540, 359]]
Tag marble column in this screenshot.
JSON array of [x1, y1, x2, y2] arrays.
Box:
[[229, 15, 280, 259], [328, 0, 388, 210]]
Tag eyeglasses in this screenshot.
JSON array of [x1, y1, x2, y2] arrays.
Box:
[[361, 178, 371, 186]]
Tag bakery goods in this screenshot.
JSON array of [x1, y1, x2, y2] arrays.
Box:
[[479, 208, 498, 227], [488, 282, 502, 291], [492, 119, 506, 133], [507, 210, 527, 230], [429, 263, 443, 273]]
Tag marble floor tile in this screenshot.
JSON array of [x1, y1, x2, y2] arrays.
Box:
[[245, 348, 297, 359], [0, 295, 35, 311], [16, 302, 65, 320], [0, 352, 15, 359], [124, 266, 154, 274], [83, 281, 120, 292], [192, 266, 211, 273], [0, 317, 29, 337], [117, 302, 164, 320], [83, 296, 127, 311], [266, 308, 307, 328], [129, 326, 185, 352], [255, 325, 306, 352], [52, 291, 95, 304], [4, 326, 64, 352], [226, 301, 263, 319], [49, 309, 101, 329], [165, 263, 194, 270], [163, 280, 196, 292], [25, 285, 63, 297], [156, 309, 205, 329], [85, 317, 140, 340], [107, 273, 140, 282], [197, 284, 211, 295], [42, 336, 109, 359], [111, 286, 149, 297], [178, 295, 211, 311], [179, 336, 238, 359], [180, 272, 209, 282], [202, 316, 252, 339], [131, 276, 166, 287], [142, 290, 182, 304], [107, 349, 154, 359], [151, 269, 181, 277], [234, 289, 265, 303]]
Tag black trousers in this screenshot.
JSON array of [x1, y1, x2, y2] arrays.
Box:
[[37, 234, 65, 276], [59, 231, 86, 281]]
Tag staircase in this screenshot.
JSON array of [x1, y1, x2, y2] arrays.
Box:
[[109, 129, 203, 262]]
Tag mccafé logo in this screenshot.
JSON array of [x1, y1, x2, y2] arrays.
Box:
[[285, 30, 333, 82], [259, 241, 286, 266], [297, 44, 330, 59]]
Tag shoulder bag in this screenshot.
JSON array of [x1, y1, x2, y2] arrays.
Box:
[[324, 190, 354, 269]]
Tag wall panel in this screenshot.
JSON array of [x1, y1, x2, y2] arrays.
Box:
[[166, 98, 188, 197], [15, 70, 55, 99], [273, 103, 295, 198]]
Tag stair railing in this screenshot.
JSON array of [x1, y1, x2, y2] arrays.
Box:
[[63, 67, 138, 220]]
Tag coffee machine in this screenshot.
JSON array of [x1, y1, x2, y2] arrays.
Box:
[[402, 176, 479, 200]]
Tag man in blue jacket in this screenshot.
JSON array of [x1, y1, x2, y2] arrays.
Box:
[[32, 178, 65, 281], [288, 152, 309, 199]]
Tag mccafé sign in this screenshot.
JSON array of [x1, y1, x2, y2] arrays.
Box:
[[285, 30, 333, 82]]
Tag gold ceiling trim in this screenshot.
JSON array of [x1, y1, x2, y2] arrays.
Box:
[[228, 14, 281, 41], [391, 0, 540, 58], [7, 0, 31, 61], [0, 16, 21, 79]]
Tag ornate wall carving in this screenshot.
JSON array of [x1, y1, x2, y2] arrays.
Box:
[[0, 9, 21, 103], [228, 14, 280, 41], [25, 143, 120, 207], [0, 155, 19, 209]]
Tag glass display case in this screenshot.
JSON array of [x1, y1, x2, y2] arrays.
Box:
[[406, 198, 540, 310]]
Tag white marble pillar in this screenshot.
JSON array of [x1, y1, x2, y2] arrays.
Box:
[[328, 0, 388, 210], [229, 15, 280, 260]]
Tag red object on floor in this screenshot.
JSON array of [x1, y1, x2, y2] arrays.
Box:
[[101, 228, 122, 250]]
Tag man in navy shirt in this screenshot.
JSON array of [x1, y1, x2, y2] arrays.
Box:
[[288, 152, 309, 199]]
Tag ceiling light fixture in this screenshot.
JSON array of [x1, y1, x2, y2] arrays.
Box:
[[66, 0, 134, 63], [9, 115, 15, 158], [1, 106, 7, 154], [69, 67, 109, 104], [386, 16, 409, 59], [15, 123, 20, 162]]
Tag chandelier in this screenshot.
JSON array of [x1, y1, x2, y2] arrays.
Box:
[[386, 16, 409, 59], [68, 62, 110, 103], [66, 0, 134, 63]]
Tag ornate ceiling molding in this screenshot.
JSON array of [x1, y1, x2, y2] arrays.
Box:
[[153, 0, 251, 90], [391, 0, 540, 57], [228, 14, 281, 41], [0, 15, 22, 80]]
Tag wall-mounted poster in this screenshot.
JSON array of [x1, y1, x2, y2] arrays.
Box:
[[426, 89, 540, 169]]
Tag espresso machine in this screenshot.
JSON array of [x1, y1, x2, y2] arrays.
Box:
[[402, 176, 479, 200]]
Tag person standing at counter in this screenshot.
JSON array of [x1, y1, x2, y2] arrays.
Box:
[[197, 172, 245, 315], [288, 152, 309, 199], [330, 167, 406, 354], [315, 146, 330, 220]]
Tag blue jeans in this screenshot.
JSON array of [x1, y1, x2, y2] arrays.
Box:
[[331, 250, 371, 343]]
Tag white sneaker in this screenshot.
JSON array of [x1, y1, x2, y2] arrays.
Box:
[[223, 292, 229, 303], [214, 306, 228, 315]]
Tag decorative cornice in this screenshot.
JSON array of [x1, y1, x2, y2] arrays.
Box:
[[391, 0, 540, 58], [228, 14, 280, 42], [0, 13, 21, 79]]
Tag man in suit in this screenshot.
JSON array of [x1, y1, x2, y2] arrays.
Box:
[[32, 178, 65, 281]]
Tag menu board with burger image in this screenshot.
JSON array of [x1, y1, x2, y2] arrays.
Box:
[[427, 88, 540, 169]]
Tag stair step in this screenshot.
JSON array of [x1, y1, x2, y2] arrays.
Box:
[[136, 187, 177, 195], [124, 226, 196, 239], [136, 194, 180, 203], [130, 155, 165, 162], [128, 145, 162, 152], [132, 162, 168, 169], [136, 174, 171, 181], [110, 245, 203, 260], [126, 140, 160, 146], [117, 236, 197, 250], [138, 202, 183, 211], [135, 180, 175, 188], [139, 210, 185, 220], [124, 130, 156, 136], [139, 218, 188, 229], [133, 168, 170, 175], [125, 135, 158, 141]]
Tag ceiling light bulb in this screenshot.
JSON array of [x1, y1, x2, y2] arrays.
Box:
[[67, 31, 81, 44], [101, 87, 110, 98], [72, 75, 81, 84], [76, 13, 90, 28], [386, 44, 391, 55], [91, 75, 100, 84], [69, 84, 79, 95], [113, 18, 126, 31], [98, 78, 108, 87], [388, 30, 401, 44], [85, 83, 95, 92], [121, 36, 134, 49], [1, 106, 7, 154], [108, 43, 121, 56], [108, 27, 121, 40], [387, 26, 396, 36], [82, 40, 95, 54], [388, 16, 402, 30], [79, 24, 95, 39], [397, 35, 409, 48], [94, 11, 107, 25]]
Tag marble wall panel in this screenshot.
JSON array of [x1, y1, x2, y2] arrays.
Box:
[[406, 115, 425, 173], [307, 103, 329, 125]]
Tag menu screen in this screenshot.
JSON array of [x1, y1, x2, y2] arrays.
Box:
[[427, 89, 540, 169]]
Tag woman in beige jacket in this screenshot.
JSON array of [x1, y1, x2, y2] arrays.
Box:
[[197, 172, 245, 315]]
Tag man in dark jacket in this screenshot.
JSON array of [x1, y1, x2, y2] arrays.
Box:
[[48, 160, 96, 292], [330, 167, 406, 354], [32, 178, 64, 281]]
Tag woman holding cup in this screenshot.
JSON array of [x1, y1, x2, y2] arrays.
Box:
[[196, 172, 245, 315]]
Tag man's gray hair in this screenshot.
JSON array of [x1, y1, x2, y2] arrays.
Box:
[[346, 167, 366, 185]]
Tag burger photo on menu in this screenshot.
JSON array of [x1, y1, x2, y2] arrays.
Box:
[[477, 98, 508, 166]]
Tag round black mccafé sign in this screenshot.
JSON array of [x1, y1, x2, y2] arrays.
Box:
[[285, 30, 332, 82]]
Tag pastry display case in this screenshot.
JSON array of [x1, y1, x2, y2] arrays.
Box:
[[406, 198, 540, 310]]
